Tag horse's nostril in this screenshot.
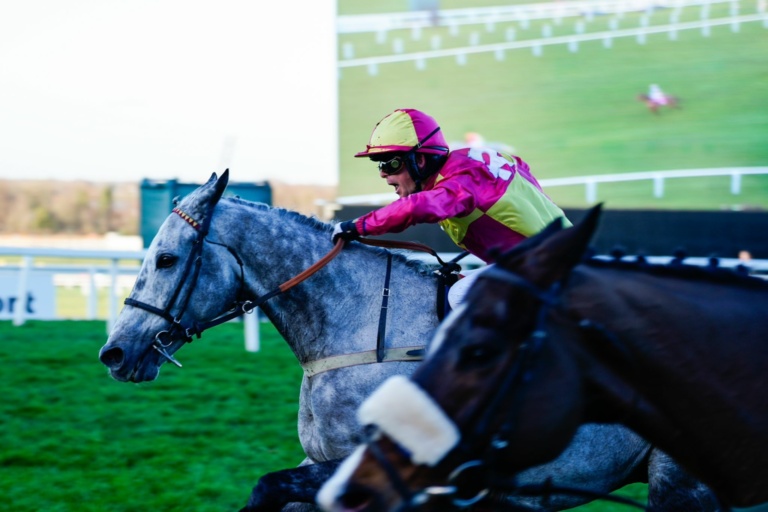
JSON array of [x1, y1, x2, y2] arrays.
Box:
[[99, 346, 124, 368]]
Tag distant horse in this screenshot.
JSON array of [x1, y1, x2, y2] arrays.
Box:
[[319, 205, 768, 512], [637, 93, 681, 114], [99, 173, 714, 512]]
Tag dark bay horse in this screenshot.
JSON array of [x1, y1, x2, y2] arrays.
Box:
[[98, 173, 716, 512], [319, 205, 767, 511]]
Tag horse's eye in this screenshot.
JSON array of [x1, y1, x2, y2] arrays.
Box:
[[156, 254, 178, 269], [459, 343, 499, 366]]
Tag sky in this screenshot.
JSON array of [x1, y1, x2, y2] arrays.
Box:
[[0, 1, 339, 186]]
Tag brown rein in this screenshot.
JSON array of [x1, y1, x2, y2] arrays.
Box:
[[277, 237, 449, 295]]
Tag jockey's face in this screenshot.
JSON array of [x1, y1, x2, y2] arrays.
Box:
[[377, 154, 421, 198]]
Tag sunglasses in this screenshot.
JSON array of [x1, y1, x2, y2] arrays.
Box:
[[378, 156, 405, 175]]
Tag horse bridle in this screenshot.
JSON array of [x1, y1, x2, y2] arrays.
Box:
[[123, 206, 252, 367], [363, 265, 646, 511], [123, 205, 462, 369]]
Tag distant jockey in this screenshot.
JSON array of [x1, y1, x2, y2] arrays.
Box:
[[648, 84, 669, 106]]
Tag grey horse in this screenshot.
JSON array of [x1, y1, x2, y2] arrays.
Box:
[[98, 171, 714, 511]]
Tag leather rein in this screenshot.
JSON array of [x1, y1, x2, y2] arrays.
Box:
[[123, 206, 462, 370]]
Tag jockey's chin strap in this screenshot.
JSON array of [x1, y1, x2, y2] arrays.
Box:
[[123, 206, 461, 369]]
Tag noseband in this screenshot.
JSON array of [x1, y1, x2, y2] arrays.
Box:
[[364, 265, 645, 510]]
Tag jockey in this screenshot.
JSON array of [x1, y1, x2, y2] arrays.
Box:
[[648, 84, 668, 105], [332, 108, 571, 307]]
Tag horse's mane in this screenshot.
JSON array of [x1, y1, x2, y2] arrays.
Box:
[[221, 197, 436, 276], [224, 196, 331, 232], [583, 251, 768, 290]]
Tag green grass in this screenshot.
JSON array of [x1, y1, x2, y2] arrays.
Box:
[[337, 3, 768, 209], [0, 320, 305, 512], [0, 320, 648, 511]]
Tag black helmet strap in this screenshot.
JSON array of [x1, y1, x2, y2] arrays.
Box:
[[405, 126, 448, 190], [411, 126, 448, 153]]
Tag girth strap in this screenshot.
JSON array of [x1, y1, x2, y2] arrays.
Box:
[[301, 346, 426, 378]]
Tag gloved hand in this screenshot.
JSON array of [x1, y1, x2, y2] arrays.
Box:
[[332, 220, 360, 243]]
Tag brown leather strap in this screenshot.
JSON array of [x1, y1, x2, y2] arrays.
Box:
[[277, 237, 445, 294], [357, 238, 447, 265], [279, 238, 345, 292]]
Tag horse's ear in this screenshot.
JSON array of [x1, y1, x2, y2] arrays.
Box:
[[211, 169, 229, 205], [495, 215, 566, 267], [178, 169, 230, 223], [503, 204, 603, 287]]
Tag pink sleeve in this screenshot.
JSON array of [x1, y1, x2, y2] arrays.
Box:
[[355, 172, 481, 236]]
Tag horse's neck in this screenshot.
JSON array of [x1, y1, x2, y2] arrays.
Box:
[[223, 204, 440, 363], [566, 265, 768, 500], [569, 265, 768, 395]]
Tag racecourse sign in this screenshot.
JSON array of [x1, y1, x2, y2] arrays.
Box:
[[0, 270, 55, 320]]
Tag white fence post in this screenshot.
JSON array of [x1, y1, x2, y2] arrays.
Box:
[[585, 181, 597, 203], [87, 266, 98, 320], [731, 172, 742, 194], [653, 175, 665, 198], [108, 258, 119, 333], [244, 311, 260, 352]]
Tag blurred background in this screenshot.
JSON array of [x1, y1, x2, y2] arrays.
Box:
[[336, 0, 768, 208], [0, 0, 766, 510]]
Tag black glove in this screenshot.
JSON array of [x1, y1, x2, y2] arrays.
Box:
[[331, 220, 360, 243]]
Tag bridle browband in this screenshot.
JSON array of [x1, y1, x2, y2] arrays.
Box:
[[123, 205, 463, 369], [363, 265, 646, 511]]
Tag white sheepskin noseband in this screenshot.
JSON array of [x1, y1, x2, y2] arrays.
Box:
[[357, 375, 460, 466]]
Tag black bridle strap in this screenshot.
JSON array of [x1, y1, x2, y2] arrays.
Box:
[[123, 239, 237, 342], [436, 251, 468, 321], [462, 269, 559, 460], [123, 207, 212, 342], [376, 253, 393, 363], [123, 297, 173, 323]]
